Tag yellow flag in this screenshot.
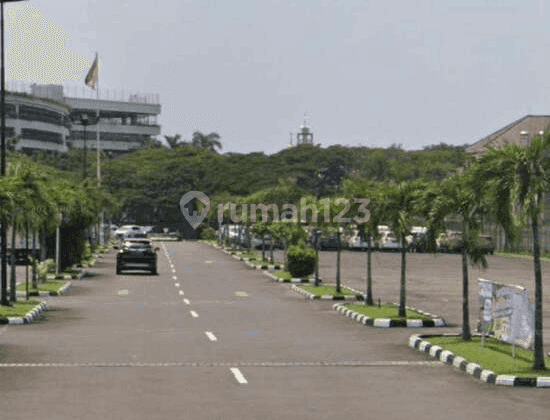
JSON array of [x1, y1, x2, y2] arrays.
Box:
[[85, 53, 99, 89]]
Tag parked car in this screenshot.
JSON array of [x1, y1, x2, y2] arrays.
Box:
[[438, 231, 495, 255], [380, 232, 403, 252], [116, 240, 159, 275]]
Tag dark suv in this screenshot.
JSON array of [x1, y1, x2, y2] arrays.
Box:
[[116, 240, 159, 275]]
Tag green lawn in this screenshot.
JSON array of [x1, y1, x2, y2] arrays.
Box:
[[495, 251, 550, 263], [344, 303, 431, 320], [300, 284, 355, 296], [16, 280, 66, 293], [427, 336, 550, 376], [0, 299, 43, 318]]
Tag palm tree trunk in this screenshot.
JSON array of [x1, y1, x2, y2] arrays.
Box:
[[25, 223, 29, 302], [314, 236, 320, 286], [399, 238, 406, 317], [532, 212, 545, 370], [336, 233, 341, 293], [32, 230, 37, 289], [10, 223, 17, 302], [366, 234, 373, 305], [461, 218, 471, 340]]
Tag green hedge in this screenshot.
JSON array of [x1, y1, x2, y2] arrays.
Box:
[[286, 245, 317, 278]]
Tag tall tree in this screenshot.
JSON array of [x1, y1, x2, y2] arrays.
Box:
[[480, 134, 550, 370], [383, 180, 425, 317], [191, 131, 222, 153], [426, 169, 489, 341]]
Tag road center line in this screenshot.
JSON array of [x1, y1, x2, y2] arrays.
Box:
[[205, 332, 217, 341], [230, 367, 248, 384], [179, 290, 184, 296], [183, 298, 190, 304], [190, 311, 198, 318], [174, 283, 180, 287]]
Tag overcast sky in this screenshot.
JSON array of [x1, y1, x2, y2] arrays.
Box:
[[4, 1, 550, 155]]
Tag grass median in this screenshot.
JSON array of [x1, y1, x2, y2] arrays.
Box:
[[272, 271, 313, 281], [299, 284, 355, 296], [16, 280, 66, 293], [344, 302, 431, 320], [0, 299, 43, 318], [427, 335, 550, 377]]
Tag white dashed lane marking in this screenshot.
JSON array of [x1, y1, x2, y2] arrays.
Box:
[[172, 276, 178, 280], [230, 368, 248, 384], [190, 311, 198, 318], [183, 299, 190, 304], [179, 290, 184, 296], [235, 291, 248, 297], [205, 332, 217, 341], [174, 283, 180, 287]]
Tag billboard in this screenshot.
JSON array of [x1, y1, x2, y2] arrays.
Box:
[[478, 279, 534, 350]]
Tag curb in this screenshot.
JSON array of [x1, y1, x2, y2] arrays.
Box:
[[409, 334, 550, 388], [332, 303, 447, 328], [292, 285, 364, 300], [0, 301, 48, 325]]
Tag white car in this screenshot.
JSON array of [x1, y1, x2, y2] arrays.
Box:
[[381, 232, 403, 251], [114, 225, 144, 240]]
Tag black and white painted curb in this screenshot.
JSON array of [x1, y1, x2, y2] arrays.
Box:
[[15, 281, 72, 297], [0, 301, 48, 325], [333, 303, 447, 328], [409, 334, 550, 387], [292, 284, 364, 300]]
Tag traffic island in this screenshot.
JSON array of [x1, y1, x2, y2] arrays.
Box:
[[333, 302, 446, 327], [0, 300, 48, 325], [409, 334, 550, 387], [15, 280, 72, 297], [267, 270, 315, 283], [293, 284, 363, 300]]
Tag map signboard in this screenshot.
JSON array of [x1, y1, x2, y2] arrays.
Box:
[[478, 279, 534, 350]]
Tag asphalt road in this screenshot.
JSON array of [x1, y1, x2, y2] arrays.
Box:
[[0, 242, 549, 419]]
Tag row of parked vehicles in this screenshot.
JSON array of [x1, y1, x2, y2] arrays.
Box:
[[219, 224, 495, 254]]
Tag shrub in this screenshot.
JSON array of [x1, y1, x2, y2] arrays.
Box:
[[286, 245, 317, 278]]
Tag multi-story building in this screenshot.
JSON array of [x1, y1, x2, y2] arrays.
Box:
[[5, 81, 161, 157]]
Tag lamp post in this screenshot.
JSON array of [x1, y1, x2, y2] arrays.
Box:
[[1, 0, 26, 306], [70, 113, 99, 179]]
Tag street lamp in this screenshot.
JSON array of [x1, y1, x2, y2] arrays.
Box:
[[70, 112, 99, 179], [1, 0, 27, 306]]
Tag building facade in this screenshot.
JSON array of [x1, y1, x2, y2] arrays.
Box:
[[6, 82, 161, 157], [466, 115, 550, 252]]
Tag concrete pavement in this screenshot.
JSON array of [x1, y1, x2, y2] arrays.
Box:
[[0, 242, 548, 419]]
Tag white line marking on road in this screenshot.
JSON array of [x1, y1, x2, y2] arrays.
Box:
[[172, 269, 176, 273], [183, 299, 190, 304], [190, 311, 198, 318], [172, 276, 178, 280], [230, 368, 248, 384], [235, 291, 248, 297], [174, 283, 180, 287], [205, 260, 212, 264], [117, 289, 129, 295], [205, 332, 217, 341], [170, 264, 174, 268], [179, 290, 184, 296]]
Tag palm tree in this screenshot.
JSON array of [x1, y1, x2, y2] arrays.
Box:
[[191, 131, 222, 153], [426, 169, 489, 341], [164, 134, 184, 149], [342, 179, 384, 306], [383, 180, 425, 317], [480, 134, 550, 370]]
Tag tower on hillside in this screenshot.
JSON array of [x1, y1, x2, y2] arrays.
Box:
[[296, 113, 314, 145]]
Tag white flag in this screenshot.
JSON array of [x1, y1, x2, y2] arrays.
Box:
[[85, 53, 99, 89]]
